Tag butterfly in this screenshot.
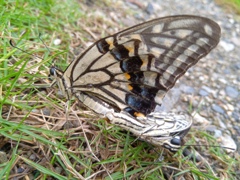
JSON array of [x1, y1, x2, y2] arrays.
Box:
[[50, 15, 221, 152]]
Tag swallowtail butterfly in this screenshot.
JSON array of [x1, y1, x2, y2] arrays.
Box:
[[51, 15, 221, 152]]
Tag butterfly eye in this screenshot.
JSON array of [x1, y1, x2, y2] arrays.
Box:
[[49, 67, 56, 76], [170, 136, 182, 146], [49, 66, 63, 78], [163, 136, 182, 152]]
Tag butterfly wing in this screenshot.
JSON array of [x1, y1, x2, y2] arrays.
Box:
[[62, 15, 220, 117]]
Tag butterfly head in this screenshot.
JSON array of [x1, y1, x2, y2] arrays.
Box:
[[163, 118, 191, 152], [139, 112, 192, 152], [49, 66, 72, 99], [162, 136, 183, 152], [162, 126, 191, 152]]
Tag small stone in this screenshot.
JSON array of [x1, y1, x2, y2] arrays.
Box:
[[225, 103, 234, 111], [192, 99, 200, 108], [232, 37, 240, 46], [233, 125, 240, 135], [212, 104, 225, 114], [17, 167, 25, 173], [229, 18, 235, 24], [219, 90, 226, 97], [86, 42, 93, 47], [227, 111, 232, 117], [218, 119, 227, 129], [220, 41, 235, 52], [199, 89, 209, 96], [55, 167, 63, 174], [199, 76, 205, 81], [29, 154, 36, 160], [213, 129, 222, 138], [205, 125, 217, 132], [232, 111, 239, 122], [224, 68, 231, 74], [158, 155, 165, 162], [199, 110, 209, 117], [145, 3, 154, 14], [218, 78, 227, 84], [202, 86, 213, 93], [220, 134, 237, 153], [157, 88, 181, 112], [57, 91, 65, 97], [31, 109, 40, 113], [42, 108, 51, 116], [0, 151, 8, 163], [225, 86, 239, 98], [234, 62, 240, 70], [53, 39, 61, 46], [180, 85, 195, 94], [193, 113, 210, 125]]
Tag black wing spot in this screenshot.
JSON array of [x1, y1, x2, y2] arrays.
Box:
[[130, 84, 158, 101], [97, 39, 110, 53], [125, 94, 155, 115], [111, 45, 129, 61], [120, 56, 143, 72], [128, 72, 144, 83]]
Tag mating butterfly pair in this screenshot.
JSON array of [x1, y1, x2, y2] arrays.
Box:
[[51, 15, 220, 152]]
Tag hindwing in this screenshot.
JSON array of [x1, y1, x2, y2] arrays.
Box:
[[61, 15, 221, 117]]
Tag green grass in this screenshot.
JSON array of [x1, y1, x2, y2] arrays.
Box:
[[0, 0, 239, 179], [216, 0, 240, 14]]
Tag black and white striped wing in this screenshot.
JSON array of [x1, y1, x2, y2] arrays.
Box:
[[61, 15, 220, 118]]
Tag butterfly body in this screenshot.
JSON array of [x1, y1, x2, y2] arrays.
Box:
[[52, 15, 220, 151]]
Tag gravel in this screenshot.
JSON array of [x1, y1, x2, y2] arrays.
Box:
[[226, 86, 239, 98]]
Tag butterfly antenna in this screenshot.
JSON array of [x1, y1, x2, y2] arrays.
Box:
[[179, 142, 236, 163], [38, 33, 51, 54], [9, 39, 44, 60], [38, 33, 56, 68], [38, 33, 58, 68], [182, 144, 236, 151]]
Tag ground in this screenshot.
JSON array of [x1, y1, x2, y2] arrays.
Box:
[[0, 0, 239, 179]]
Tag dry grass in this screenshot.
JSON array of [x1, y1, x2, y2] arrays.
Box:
[[0, 0, 239, 179], [216, 0, 240, 14]]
